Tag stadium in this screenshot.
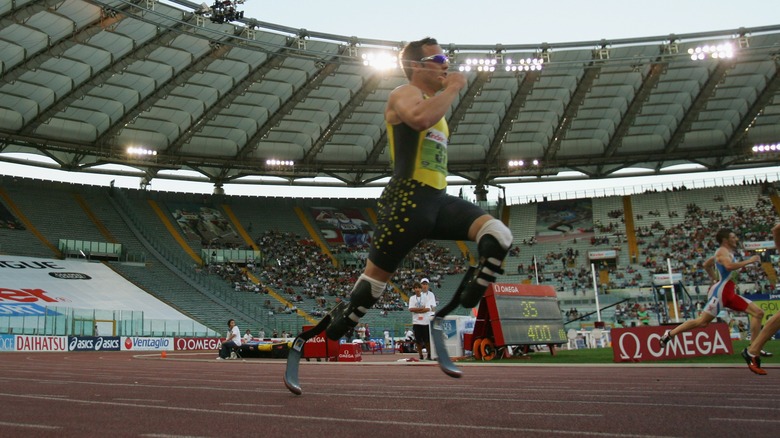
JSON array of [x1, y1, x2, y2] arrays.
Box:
[[1, 0, 780, 436]]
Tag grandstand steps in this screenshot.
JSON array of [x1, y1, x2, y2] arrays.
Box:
[[116, 192, 201, 264], [0, 182, 107, 257], [80, 189, 152, 262], [0, 185, 53, 257], [107, 189, 275, 332], [73, 192, 118, 243], [621, 196, 639, 263], [631, 191, 674, 230], [225, 196, 309, 243], [722, 184, 761, 210], [109, 262, 258, 332], [508, 202, 537, 243]]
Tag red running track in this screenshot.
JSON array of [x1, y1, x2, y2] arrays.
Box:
[[0, 351, 778, 437]]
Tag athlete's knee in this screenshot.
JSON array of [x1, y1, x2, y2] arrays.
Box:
[[460, 219, 511, 308], [475, 218, 512, 260], [350, 274, 386, 308], [325, 274, 386, 341]]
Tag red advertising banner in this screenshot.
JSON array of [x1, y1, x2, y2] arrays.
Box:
[[301, 325, 339, 360], [612, 323, 733, 362], [174, 337, 222, 351], [337, 343, 362, 362], [490, 283, 557, 298]]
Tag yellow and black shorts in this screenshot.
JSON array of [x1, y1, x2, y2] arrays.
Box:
[[369, 177, 485, 272]]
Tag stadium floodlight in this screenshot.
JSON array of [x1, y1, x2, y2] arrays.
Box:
[[687, 42, 735, 61], [459, 57, 498, 72], [360, 51, 398, 71], [508, 159, 541, 168], [752, 143, 780, 153], [266, 159, 295, 167], [126, 146, 157, 156], [504, 57, 544, 72]]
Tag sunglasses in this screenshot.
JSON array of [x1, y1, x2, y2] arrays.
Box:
[[419, 54, 449, 64]]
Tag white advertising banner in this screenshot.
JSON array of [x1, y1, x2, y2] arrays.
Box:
[[652, 273, 683, 285], [743, 241, 775, 250], [430, 316, 474, 360], [122, 337, 174, 351], [588, 250, 617, 260], [0, 256, 194, 320]]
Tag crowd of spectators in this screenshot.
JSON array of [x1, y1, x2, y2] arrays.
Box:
[[636, 198, 776, 293], [204, 228, 468, 319], [506, 184, 779, 306], [200, 183, 778, 329]]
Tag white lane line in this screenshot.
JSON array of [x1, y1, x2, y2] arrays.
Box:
[[710, 417, 780, 424], [353, 408, 420, 412], [220, 403, 283, 408], [510, 412, 603, 417], [2, 375, 779, 414], [115, 398, 166, 403], [0, 392, 674, 438], [0, 421, 60, 430], [141, 434, 210, 438]]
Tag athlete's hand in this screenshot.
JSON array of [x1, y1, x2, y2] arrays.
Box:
[[748, 255, 760, 264], [440, 71, 466, 92]]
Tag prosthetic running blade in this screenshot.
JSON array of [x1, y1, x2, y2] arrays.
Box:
[[283, 314, 331, 395], [429, 266, 476, 378]]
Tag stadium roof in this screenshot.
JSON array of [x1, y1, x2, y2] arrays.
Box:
[[1, 0, 779, 193]]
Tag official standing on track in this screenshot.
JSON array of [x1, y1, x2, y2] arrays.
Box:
[[408, 281, 433, 360]]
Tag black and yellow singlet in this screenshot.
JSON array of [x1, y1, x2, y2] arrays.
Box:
[[386, 116, 449, 190], [368, 114, 485, 273]]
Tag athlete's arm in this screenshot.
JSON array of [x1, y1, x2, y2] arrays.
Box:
[[715, 248, 759, 271], [702, 256, 717, 281], [385, 74, 466, 131]]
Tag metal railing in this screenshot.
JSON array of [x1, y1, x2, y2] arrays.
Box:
[[0, 306, 219, 337]]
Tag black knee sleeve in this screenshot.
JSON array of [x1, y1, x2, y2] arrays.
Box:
[[478, 234, 509, 264], [460, 235, 507, 308], [325, 279, 377, 340]]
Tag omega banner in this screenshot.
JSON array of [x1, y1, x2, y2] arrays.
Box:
[[301, 325, 339, 360], [611, 323, 733, 362]]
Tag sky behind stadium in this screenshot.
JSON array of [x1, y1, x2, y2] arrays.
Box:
[[250, 0, 776, 46], [1, 0, 778, 200]]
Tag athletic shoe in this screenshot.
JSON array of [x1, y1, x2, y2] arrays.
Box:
[[216, 357, 224, 360], [760, 349, 773, 357], [659, 330, 672, 348], [741, 348, 767, 375]]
